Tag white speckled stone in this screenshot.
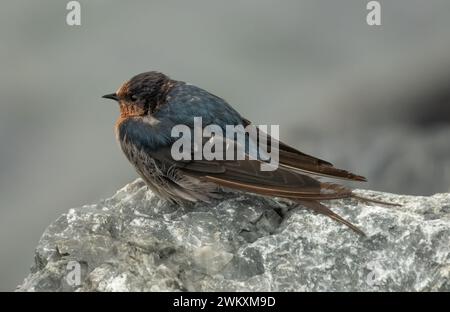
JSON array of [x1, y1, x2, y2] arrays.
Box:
[[17, 179, 450, 291]]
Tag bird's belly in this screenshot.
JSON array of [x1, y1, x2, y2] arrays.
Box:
[[119, 138, 219, 203], [119, 139, 170, 196]]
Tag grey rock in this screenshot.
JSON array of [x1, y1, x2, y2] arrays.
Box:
[[17, 179, 450, 291]]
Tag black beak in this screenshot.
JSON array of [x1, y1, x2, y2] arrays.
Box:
[[102, 93, 119, 101]]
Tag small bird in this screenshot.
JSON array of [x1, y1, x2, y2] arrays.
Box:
[[103, 71, 392, 235]]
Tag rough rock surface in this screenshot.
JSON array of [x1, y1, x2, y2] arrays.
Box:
[[17, 179, 450, 291]]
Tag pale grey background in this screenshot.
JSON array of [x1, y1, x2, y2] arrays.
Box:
[[1, 0, 450, 290]]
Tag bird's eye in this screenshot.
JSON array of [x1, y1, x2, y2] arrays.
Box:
[[130, 94, 138, 102]]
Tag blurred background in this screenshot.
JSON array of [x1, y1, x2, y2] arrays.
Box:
[[1, 0, 450, 290]]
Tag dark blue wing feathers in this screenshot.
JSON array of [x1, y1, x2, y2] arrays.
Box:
[[155, 83, 244, 128]]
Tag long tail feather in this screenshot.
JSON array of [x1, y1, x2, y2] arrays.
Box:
[[351, 194, 401, 207], [296, 200, 366, 236]]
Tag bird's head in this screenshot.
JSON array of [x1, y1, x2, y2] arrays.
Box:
[[103, 71, 175, 117]]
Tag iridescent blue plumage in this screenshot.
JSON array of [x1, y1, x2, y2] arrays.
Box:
[[157, 82, 244, 127]]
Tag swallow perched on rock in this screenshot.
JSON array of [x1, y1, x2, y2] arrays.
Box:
[[103, 71, 394, 235]]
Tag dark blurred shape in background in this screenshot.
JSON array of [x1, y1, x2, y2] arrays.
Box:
[[0, 0, 449, 290]]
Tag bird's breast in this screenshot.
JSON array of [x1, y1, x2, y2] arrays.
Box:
[[114, 116, 128, 142]]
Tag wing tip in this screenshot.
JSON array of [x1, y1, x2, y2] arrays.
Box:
[[350, 174, 367, 182]]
